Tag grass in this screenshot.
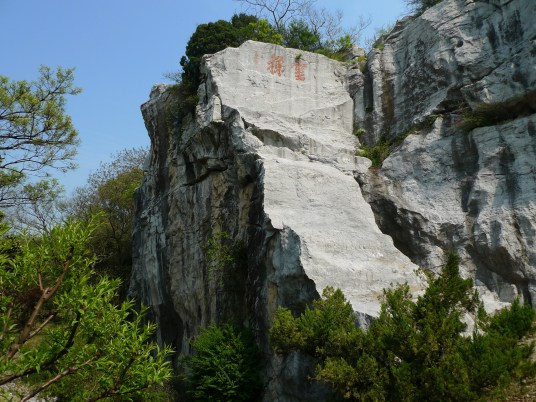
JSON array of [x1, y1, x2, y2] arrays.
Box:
[[356, 116, 438, 168]]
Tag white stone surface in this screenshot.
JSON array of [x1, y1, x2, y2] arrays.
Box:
[[202, 41, 422, 317], [355, 0, 536, 142], [355, 0, 536, 309]]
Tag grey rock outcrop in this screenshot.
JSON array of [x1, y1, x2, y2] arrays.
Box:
[[354, 0, 536, 308], [130, 41, 422, 401], [130, 0, 536, 399]]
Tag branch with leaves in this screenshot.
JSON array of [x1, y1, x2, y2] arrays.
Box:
[[0, 220, 172, 401], [0, 66, 80, 208]]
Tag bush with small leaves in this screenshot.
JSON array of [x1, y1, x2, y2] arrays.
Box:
[[271, 253, 535, 401], [184, 324, 261, 402], [0, 219, 173, 401]]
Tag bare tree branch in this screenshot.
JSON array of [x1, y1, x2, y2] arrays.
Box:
[[234, 0, 314, 32]]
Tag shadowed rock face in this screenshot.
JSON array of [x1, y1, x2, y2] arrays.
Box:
[[354, 0, 536, 310], [130, 41, 421, 401], [130, 0, 535, 400]]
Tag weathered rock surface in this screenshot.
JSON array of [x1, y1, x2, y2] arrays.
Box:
[[356, 0, 536, 144], [354, 0, 536, 308], [130, 41, 421, 401], [131, 0, 536, 399]]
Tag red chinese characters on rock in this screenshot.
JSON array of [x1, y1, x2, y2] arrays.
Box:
[[267, 55, 285, 76], [292, 58, 307, 81], [266, 54, 307, 81]]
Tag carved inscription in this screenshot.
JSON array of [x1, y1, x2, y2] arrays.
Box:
[[267, 55, 285, 76], [292, 59, 307, 81], [265, 54, 307, 81]]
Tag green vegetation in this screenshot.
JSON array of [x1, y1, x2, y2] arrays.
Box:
[[0, 66, 80, 208], [179, 14, 282, 92], [353, 127, 365, 137], [0, 68, 170, 401], [461, 102, 514, 132], [460, 90, 536, 132], [235, 0, 369, 52], [365, 24, 395, 52], [0, 220, 172, 401], [169, 13, 282, 125], [204, 231, 246, 286], [183, 324, 261, 402], [356, 116, 438, 168], [66, 147, 147, 299], [271, 253, 535, 401], [356, 138, 391, 168], [173, 1, 369, 123], [405, 0, 443, 14]]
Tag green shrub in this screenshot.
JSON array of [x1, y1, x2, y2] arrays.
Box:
[[352, 128, 365, 137], [270, 253, 536, 401], [460, 102, 513, 132], [184, 324, 261, 402], [356, 138, 391, 168]]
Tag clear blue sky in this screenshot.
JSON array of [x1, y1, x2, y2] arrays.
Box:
[[0, 0, 408, 195]]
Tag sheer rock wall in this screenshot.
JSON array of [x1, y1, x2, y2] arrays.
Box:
[[354, 0, 536, 308], [130, 0, 536, 400], [130, 41, 421, 401]]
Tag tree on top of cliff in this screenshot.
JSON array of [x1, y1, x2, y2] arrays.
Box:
[[234, 0, 370, 51], [405, 0, 443, 14], [180, 13, 282, 90]]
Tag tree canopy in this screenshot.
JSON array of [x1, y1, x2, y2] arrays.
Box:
[[180, 13, 281, 90], [235, 0, 369, 52], [0, 220, 172, 401], [0, 66, 80, 208], [183, 324, 261, 401], [66, 147, 147, 299]]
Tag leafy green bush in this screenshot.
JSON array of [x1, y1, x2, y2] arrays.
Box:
[[184, 324, 261, 402], [270, 253, 535, 401], [356, 138, 391, 168], [0, 220, 173, 401]]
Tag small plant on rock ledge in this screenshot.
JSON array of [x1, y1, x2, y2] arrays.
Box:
[[356, 138, 391, 168], [204, 231, 246, 286], [460, 102, 513, 132]]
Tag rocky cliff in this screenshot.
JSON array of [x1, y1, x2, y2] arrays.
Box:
[[354, 0, 536, 308], [130, 0, 536, 400]]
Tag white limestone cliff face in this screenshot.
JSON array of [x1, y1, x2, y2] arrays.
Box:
[[200, 41, 420, 317], [130, 0, 536, 399], [354, 0, 536, 309], [130, 41, 421, 401]]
